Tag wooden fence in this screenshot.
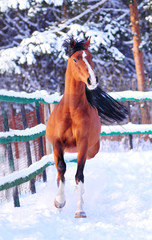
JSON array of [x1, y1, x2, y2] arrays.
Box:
[[0, 89, 152, 207]]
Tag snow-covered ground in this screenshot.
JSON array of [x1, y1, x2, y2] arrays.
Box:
[[0, 149, 152, 240]]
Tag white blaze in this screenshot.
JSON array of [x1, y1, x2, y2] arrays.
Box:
[[82, 51, 97, 90]]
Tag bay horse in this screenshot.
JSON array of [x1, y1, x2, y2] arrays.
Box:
[[46, 37, 127, 218]]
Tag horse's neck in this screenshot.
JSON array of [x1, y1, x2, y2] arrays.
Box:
[[64, 66, 87, 109]]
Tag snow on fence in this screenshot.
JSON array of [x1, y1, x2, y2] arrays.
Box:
[[0, 155, 52, 192], [0, 89, 152, 206], [0, 124, 46, 144], [1, 89, 152, 103], [1, 122, 152, 144]]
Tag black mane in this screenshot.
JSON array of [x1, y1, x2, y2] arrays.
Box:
[[63, 37, 87, 57], [85, 85, 128, 124]]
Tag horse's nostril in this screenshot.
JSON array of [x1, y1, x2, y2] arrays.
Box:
[[96, 76, 98, 83], [87, 77, 91, 85]]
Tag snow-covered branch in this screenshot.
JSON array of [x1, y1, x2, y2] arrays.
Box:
[[50, 0, 107, 34], [0, 0, 64, 12], [0, 20, 126, 74]]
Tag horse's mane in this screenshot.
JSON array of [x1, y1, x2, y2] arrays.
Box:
[[63, 37, 87, 57], [85, 85, 128, 124]]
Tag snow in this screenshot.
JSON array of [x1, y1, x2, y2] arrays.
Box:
[[1, 150, 152, 239], [0, 0, 63, 12], [0, 124, 45, 139], [109, 90, 152, 101], [108, 46, 124, 61], [0, 154, 52, 187], [0, 31, 61, 73], [0, 18, 125, 74], [146, 15, 152, 23], [0, 89, 61, 104], [144, 0, 152, 23], [45, 0, 63, 6], [1, 88, 152, 104], [101, 122, 152, 135], [1, 121, 152, 142], [64, 23, 125, 61]]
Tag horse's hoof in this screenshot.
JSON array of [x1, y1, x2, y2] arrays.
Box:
[[54, 199, 66, 209], [75, 211, 87, 218]]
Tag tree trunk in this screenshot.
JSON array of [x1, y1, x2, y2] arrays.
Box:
[[129, 0, 145, 91], [129, 0, 149, 124]]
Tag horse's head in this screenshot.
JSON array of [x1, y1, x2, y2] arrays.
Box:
[[63, 37, 98, 90]]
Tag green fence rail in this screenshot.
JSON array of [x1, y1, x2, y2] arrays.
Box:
[[0, 155, 77, 191], [0, 89, 152, 104], [0, 160, 51, 191], [1, 123, 152, 145], [100, 123, 152, 136], [0, 89, 60, 104], [0, 124, 46, 144]]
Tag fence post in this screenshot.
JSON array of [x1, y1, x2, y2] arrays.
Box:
[[20, 104, 36, 194], [35, 101, 47, 182], [128, 102, 133, 149], [44, 104, 52, 155], [10, 104, 19, 159], [1, 104, 20, 207]]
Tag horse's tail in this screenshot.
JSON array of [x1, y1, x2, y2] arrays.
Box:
[[85, 85, 128, 123]]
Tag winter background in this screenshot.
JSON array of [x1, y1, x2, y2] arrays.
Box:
[[0, 0, 152, 239]]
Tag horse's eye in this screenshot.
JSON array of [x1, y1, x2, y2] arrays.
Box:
[[73, 58, 77, 63]]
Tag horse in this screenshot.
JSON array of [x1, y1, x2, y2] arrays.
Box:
[[46, 37, 128, 218]]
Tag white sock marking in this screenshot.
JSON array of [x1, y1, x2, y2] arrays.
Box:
[[82, 51, 98, 90], [55, 181, 65, 204], [76, 181, 85, 213]]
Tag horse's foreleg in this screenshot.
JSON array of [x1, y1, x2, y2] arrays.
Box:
[[53, 141, 66, 209], [75, 142, 87, 218], [75, 181, 86, 218]]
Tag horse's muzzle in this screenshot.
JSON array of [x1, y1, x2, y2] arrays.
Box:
[[87, 76, 98, 90]]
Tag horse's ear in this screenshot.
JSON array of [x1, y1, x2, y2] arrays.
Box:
[[70, 38, 76, 49], [84, 37, 91, 49]]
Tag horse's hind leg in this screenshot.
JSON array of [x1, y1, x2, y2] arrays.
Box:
[[53, 140, 66, 208]]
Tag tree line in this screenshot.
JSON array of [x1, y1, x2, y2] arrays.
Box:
[[0, 0, 151, 95]]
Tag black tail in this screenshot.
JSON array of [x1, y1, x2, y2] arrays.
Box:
[[85, 85, 128, 123]]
